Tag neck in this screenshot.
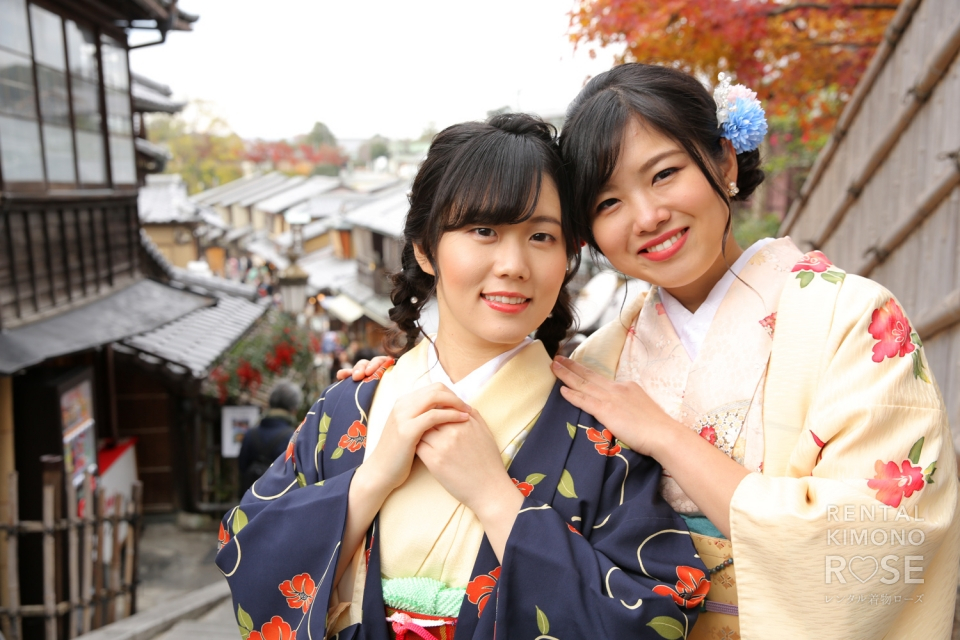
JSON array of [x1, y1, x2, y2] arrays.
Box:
[[432, 330, 523, 384], [664, 233, 743, 313]]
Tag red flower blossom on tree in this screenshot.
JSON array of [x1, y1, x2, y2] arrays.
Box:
[[217, 521, 230, 550], [236, 359, 262, 392], [338, 421, 367, 452], [653, 566, 710, 609], [868, 299, 916, 363], [867, 459, 925, 508], [586, 428, 621, 457], [279, 573, 316, 613], [791, 251, 833, 273], [699, 425, 717, 446], [363, 358, 396, 382], [248, 616, 296, 640], [511, 478, 534, 497], [466, 567, 501, 618]]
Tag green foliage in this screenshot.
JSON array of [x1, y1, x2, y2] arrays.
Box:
[[146, 102, 245, 195], [732, 209, 782, 248], [306, 121, 337, 148], [312, 163, 341, 177]]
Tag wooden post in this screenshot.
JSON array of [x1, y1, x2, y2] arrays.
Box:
[[93, 484, 105, 629], [7, 473, 21, 640], [121, 484, 137, 618], [0, 377, 15, 640], [80, 473, 93, 634], [65, 479, 79, 638], [41, 459, 60, 640], [106, 496, 122, 623], [128, 482, 142, 615]]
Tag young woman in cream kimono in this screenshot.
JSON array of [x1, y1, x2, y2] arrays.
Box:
[[217, 114, 706, 640], [545, 63, 960, 639]]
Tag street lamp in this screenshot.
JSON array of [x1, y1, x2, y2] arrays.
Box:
[[279, 209, 311, 315]]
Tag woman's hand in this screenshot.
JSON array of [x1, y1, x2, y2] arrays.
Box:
[[336, 356, 393, 381], [416, 407, 523, 562], [360, 383, 471, 495], [551, 355, 681, 458]]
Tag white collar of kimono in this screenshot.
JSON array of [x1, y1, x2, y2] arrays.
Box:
[[659, 237, 774, 361], [427, 336, 534, 403]]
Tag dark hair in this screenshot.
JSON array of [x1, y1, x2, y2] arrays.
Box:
[[560, 63, 764, 250], [268, 380, 303, 413], [386, 113, 580, 358]]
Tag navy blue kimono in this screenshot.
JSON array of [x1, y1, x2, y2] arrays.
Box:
[[216, 371, 707, 640]]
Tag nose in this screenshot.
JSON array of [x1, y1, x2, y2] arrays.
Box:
[[629, 195, 670, 236], [493, 237, 530, 280]]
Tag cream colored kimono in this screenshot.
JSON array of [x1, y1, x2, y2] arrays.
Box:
[[573, 238, 959, 639]]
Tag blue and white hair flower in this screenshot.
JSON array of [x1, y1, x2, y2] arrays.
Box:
[[713, 72, 768, 154]]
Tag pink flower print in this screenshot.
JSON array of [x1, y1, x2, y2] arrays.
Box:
[[791, 251, 833, 273], [759, 312, 776, 337], [867, 459, 925, 508], [868, 299, 916, 363]]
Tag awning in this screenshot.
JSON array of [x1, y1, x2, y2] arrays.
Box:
[[359, 295, 393, 328], [0, 279, 213, 374], [322, 294, 365, 324]]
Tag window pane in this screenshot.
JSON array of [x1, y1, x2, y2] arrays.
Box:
[[100, 36, 128, 90], [0, 49, 35, 118], [105, 87, 131, 135], [109, 134, 135, 184], [65, 20, 98, 81], [0, 114, 43, 181], [42, 123, 74, 182], [29, 5, 66, 72], [71, 76, 101, 131], [0, 0, 31, 55], [75, 129, 105, 183], [36, 65, 69, 125]]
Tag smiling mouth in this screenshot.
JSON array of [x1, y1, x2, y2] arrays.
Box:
[[481, 294, 530, 305], [640, 229, 686, 253]]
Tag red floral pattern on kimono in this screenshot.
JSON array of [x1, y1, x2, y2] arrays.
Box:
[[586, 428, 621, 457], [791, 250, 833, 273], [249, 615, 296, 640], [218, 522, 230, 550], [868, 460, 925, 508], [363, 358, 395, 382], [337, 421, 367, 452], [511, 478, 534, 497], [868, 299, 916, 363], [699, 425, 718, 445], [279, 573, 315, 613], [466, 567, 501, 618], [652, 566, 710, 609]]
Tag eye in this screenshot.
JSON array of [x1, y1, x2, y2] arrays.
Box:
[[595, 198, 619, 214], [471, 227, 496, 238], [531, 232, 556, 243], [653, 167, 678, 183]]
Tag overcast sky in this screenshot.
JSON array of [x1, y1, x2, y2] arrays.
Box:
[[128, 0, 623, 142]]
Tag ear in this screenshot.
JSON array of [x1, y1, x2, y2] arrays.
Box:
[[413, 244, 435, 276], [720, 138, 739, 186]]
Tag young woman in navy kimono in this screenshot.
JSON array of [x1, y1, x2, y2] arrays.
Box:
[[216, 114, 706, 640]]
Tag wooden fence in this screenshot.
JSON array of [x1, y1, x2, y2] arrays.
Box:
[[0, 456, 143, 640]]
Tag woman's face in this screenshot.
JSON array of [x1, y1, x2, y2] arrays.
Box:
[[417, 176, 567, 355], [590, 118, 738, 306]]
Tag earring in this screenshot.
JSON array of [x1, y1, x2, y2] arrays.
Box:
[[727, 181, 740, 197], [410, 296, 418, 304]]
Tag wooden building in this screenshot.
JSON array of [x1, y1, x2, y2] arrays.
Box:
[[780, 0, 960, 450], [0, 1, 198, 635]]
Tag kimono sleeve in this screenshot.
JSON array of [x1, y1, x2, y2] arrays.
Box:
[[730, 275, 960, 639], [496, 445, 706, 639], [214, 392, 356, 640]]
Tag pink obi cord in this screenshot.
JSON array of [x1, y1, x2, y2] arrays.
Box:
[[387, 612, 454, 640]]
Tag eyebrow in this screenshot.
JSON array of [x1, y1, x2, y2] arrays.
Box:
[[637, 149, 685, 175], [525, 215, 562, 227]]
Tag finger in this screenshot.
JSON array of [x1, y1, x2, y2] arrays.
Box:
[[559, 384, 600, 415], [335, 369, 352, 381], [364, 357, 390, 375], [552, 355, 607, 385], [349, 360, 371, 381], [413, 384, 471, 414], [551, 357, 588, 390], [408, 409, 469, 438]]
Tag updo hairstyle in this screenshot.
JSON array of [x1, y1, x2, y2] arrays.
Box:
[[385, 113, 580, 358], [560, 63, 765, 250]]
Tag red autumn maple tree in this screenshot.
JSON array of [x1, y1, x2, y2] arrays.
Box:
[[570, 0, 901, 139]]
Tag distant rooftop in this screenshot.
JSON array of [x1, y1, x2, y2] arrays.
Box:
[[343, 182, 412, 239]]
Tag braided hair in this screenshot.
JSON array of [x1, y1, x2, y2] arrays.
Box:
[[385, 113, 581, 357]]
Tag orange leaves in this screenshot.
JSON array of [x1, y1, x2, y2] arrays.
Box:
[[569, 0, 902, 139]]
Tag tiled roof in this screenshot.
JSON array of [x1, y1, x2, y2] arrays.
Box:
[[343, 183, 412, 239], [122, 295, 269, 378]]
